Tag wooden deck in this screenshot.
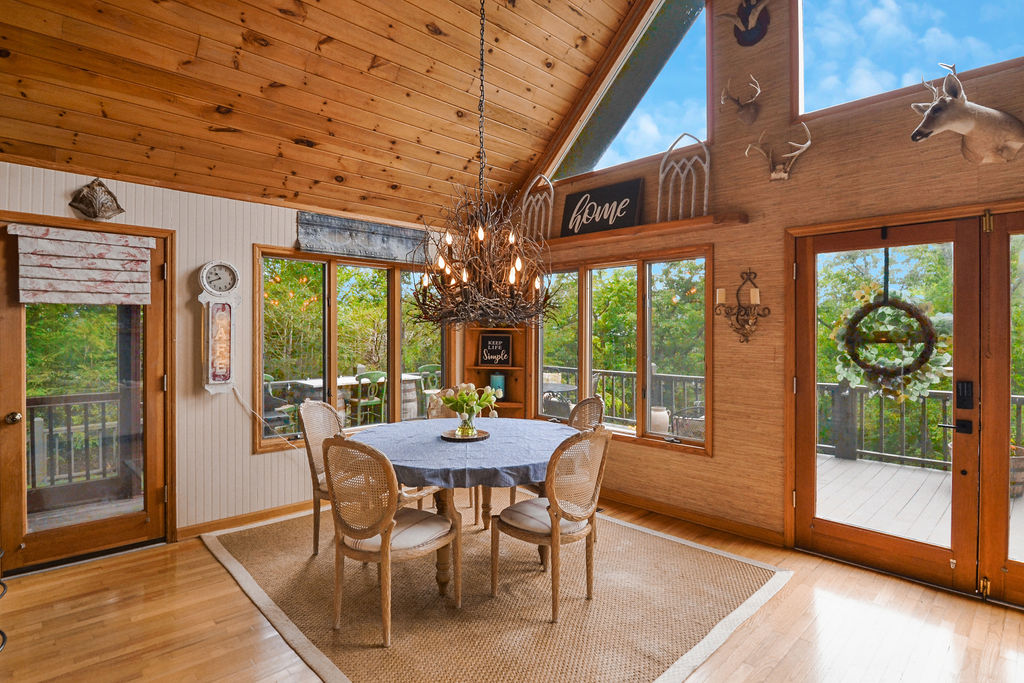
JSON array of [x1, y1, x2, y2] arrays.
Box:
[[817, 454, 1024, 558]]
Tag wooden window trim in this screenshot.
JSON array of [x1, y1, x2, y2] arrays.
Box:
[[251, 244, 434, 454], [536, 244, 713, 457], [790, 0, 1024, 123]]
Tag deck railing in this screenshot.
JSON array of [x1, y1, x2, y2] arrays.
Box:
[[26, 392, 124, 490]]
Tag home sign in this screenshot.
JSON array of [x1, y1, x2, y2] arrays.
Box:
[[559, 178, 643, 238], [478, 333, 513, 367]]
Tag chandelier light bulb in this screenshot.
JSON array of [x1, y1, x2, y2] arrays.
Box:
[[534, 276, 541, 290], [444, 231, 453, 245], [445, 265, 451, 275], [509, 231, 516, 244], [462, 268, 468, 283], [450, 277, 456, 285], [508, 265, 516, 285], [437, 254, 445, 269], [421, 273, 428, 287], [514, 256, 523, 271], [477, 225, 485, 241]]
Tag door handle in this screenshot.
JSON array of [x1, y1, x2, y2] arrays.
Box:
[[3, 412, 22, 425], [938, 420, 972, 434]]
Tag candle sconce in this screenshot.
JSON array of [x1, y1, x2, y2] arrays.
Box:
[[715, 269, 770, 343]]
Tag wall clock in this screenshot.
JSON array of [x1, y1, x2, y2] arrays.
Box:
[[198, 260, 241, 394]]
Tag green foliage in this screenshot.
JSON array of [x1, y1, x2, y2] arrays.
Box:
[[648, 259, 705, 377], [25, 303, 126, 396], [262, 258, 324, 382]]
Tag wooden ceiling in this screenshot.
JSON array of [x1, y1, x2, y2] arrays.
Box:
[[0, 0, 646, 228]]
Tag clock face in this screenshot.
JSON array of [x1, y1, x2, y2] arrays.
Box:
[[202, 262, 238, 295]]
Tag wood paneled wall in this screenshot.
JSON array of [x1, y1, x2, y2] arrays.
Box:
[[0, 161, 309, 528], [546, 1, 1024, 540]]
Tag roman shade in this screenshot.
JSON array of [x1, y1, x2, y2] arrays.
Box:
[[6, 224, 156, 305]]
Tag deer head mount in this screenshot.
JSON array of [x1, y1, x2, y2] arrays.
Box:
[[745, 122, 811, 181], [910, 63, 1024, 164], [721, 74, 761, 125]]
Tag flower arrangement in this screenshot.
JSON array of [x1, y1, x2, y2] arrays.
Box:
[[441, 383, 503, 436]]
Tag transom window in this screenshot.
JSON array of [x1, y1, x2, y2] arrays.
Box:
[[801, 0, 1024, 113], [539, 249, 711, 452], [256, 247, 442, 451]]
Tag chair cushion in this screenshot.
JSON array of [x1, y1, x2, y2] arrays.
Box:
[[343, 508, 452, 553], [316, 472, 328, 494], [499, 497, 588, 535]]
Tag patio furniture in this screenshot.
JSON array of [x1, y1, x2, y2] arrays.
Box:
[[541, 390, 572, 418], [568, 396, 605, 430], [418, 363, 442, 414], [490, 426, 612, 623], [321, 436, 461, 647], [298, 400, 345, 555], [671, 404, 705, 440], [347, 370, 386, 426]]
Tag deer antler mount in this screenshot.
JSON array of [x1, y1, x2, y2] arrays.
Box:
[[745, 122, 811, 181], [721, 74, 761, 125]]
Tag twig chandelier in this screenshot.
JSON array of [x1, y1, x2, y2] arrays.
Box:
[[411, 0, 553, 328]]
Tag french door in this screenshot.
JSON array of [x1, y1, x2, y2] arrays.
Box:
[[796, 212, 1024, 602], [0, 221, 169, 572]]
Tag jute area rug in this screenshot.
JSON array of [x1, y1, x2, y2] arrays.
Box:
[[202, 499, 791, 683]]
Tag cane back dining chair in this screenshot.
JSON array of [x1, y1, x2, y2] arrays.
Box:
[[321, 436, 462, 647], [298, 400, 346, 555], [426, 392, 483, 525], [490, 425, 612, 623], [510, 395, 606, 506], [347, 370, 386, 426]]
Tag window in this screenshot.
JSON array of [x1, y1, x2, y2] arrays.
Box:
[[256, 247, 441, 450], [539, 248, 711, 452], [801, 0, 1024, 113], [539, 271, 579, 419]]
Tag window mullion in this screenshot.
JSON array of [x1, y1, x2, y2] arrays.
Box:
[[387, 268, 402, 422], [636, 260, 648, 437], [326, 260, 338, 408]]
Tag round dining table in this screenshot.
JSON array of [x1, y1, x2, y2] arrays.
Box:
[[349, 416, 578, 595]]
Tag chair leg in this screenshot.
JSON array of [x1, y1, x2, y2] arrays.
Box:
[[453, 523, 463, 609], [490, 516, 500, 597], [333, 542, 344, 630], [509, 486, 517, 505], [381, 551, 392, 648], [312, 496, 321, 556], [474, 486, 481, 526], [586, 527, 595, 600], [539, 545, 549, 571], [550, 536, 561, 624]]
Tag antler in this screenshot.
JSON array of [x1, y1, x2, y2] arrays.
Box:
[[781, 122, 811, 174], [744, 130, 773, 170], [721, 74, 760, 106]]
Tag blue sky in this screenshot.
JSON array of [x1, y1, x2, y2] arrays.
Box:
[[596, 1, 1023, 170]]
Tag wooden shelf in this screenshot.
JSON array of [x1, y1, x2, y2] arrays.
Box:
[[467, 365, 524, 371], [462, 323, 531, 419], [494, 401, 524, 408]]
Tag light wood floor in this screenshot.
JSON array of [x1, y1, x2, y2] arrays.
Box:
[[2, 495, 1024, 682]]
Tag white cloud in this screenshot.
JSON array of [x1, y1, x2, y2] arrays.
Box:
[[858, 0, 914, 45], [918, 27, 958, 58], [595, 99, 707, 171]]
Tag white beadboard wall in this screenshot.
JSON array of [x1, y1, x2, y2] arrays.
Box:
[[0, 161, 311, 528]]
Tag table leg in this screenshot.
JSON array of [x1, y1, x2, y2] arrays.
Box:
[[434, 489, 451, 596], [482, 486, 493, 530]]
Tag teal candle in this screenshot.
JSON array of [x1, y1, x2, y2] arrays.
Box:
[[489, 373, 505, 394]]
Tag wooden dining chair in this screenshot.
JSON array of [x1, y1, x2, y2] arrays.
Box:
[[490, 425, 612, 623], [298, 399, 346, 555], [510, 395, 606, 505], [321, 436, 462, 647], [426, 391, 483, 525]]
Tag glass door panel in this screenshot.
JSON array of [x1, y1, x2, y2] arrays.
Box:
[[1007, 234, 1024, 562], [24, 303, 144, 532], [336, 264, 389, 426], [590, 266, 637, 432], [814, 242, 955, 546], [401, 270, 442, 420], [540, 271, 579, 419]]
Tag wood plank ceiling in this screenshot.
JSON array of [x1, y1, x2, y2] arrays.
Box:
[[0, 0, 639, 228]]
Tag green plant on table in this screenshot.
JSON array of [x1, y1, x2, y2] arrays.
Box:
[[441, 383, 503, 420]]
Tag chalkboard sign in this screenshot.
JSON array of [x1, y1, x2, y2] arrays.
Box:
[[478, 333, 512, 366], [560, 178, 643, 237]]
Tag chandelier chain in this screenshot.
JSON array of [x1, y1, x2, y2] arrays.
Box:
[[478, 0, 486, 206]]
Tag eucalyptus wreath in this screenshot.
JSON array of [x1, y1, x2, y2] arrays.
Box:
[[830, 284, 951, 403]]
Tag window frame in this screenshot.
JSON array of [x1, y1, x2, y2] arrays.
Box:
[[790, 0, 1024, 122], [537, 244, 713, 457], [252, 244, 441, 454]]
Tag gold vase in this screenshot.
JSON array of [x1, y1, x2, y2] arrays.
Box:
[[456, 414, 477, 437]]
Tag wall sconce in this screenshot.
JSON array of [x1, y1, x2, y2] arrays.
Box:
[[715, 269, 770, 343]]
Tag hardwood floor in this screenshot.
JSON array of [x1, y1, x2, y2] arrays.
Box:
[[2, 494, 1023, 681]]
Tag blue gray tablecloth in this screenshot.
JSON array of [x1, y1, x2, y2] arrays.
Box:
[[349, 417, 578, 488]]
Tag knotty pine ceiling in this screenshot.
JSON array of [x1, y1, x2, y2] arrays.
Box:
[[0, 0, 639, 228]]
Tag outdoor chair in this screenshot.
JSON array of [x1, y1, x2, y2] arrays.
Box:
[[671, 404, 706, 441], [298, 400, 346, 555], [490, 426, 612, 623], [418, 363, 442, 415], [347, 370, 386, 426], [321, 436, 462, 647], [427, 391, 482, 525]]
